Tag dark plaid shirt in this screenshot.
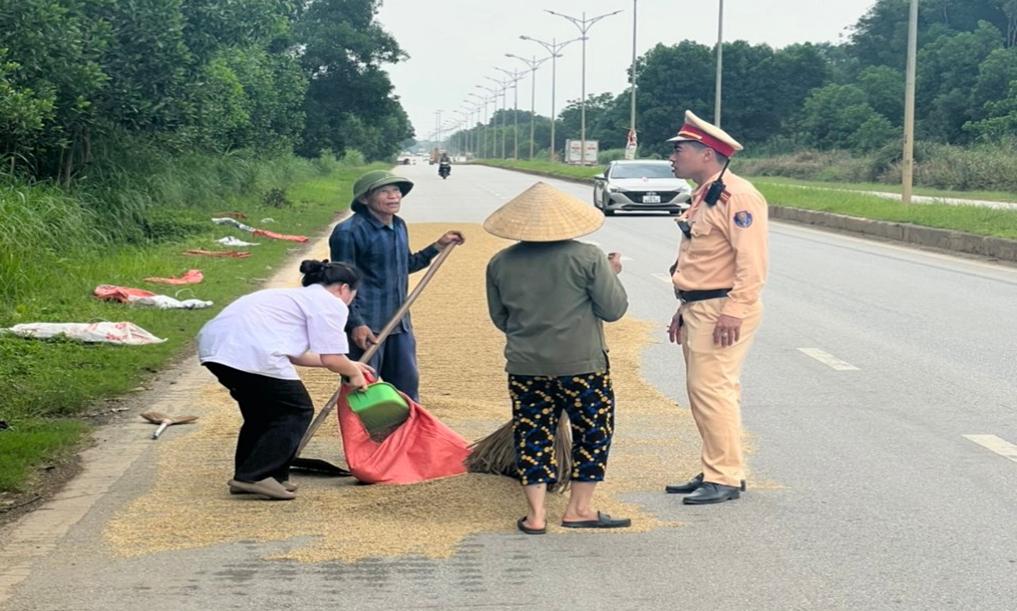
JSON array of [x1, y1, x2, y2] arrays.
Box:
[[329, 210, 439, 334]]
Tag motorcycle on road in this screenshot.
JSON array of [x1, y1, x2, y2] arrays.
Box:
[[438, 161, 451, 179]]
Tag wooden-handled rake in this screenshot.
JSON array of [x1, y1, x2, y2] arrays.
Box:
[[290, 243, 458, 476], [141, 411, 199, 439]]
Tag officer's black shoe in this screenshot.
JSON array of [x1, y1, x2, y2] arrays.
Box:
[[666, 473, 746, 494], [664, 472, 704, 494], [682, 482, 740, 505]]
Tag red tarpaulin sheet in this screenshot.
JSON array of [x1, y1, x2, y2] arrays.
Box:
[[252, 229, 308, 243], [336, 382, 469, 485], [144, 269, 204, 285], [182, 249, 251, 258], [94, 284, 156, 302]]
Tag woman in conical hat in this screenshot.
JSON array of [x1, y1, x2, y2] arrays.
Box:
[[484, 182, 632, 534]]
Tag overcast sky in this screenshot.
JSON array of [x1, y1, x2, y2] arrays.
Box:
[[375, 0, 879, 139]]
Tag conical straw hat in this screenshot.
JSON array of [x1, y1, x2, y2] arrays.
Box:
[[483, 182, 604, 242]]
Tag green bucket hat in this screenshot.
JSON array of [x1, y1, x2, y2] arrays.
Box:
[[350, 170, 414, 213]]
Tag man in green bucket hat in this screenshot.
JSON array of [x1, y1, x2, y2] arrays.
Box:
[[329, 169, 464, 401]]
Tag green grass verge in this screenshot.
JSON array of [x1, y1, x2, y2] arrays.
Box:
[[476, 159, 604, 181], [0, 419, 87, 491], [475, 159, 1017, 241], [758, 182, 1017, 240], [750, 176, 1017, 204], [0, 162, 384, 492]]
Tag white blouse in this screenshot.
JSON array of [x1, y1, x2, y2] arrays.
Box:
[[198, 283, 350, 380]]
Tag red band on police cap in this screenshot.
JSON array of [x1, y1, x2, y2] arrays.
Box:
[[675, 124, 737, 158]]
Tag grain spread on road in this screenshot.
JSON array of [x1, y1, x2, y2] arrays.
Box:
[[105, 223, 716, 563]]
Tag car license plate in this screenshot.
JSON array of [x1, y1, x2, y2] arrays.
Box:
[[642, 194, 661, 203]]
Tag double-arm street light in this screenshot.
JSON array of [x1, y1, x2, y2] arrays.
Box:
[[463, 104, 480, 159], [473, 85, 499, 158], [519, 35, 581, 161], [467, 92, 490, 158], [434, 110, 443, 151], [495, 67, 526, 160], [506, 53, 550, 160], [545, 9, 623, 164], [453, 110, 470, 156], [483, 76, 510, 158]]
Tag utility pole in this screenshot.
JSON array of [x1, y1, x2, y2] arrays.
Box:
[[714, 0, 724, 127], [520, 35, 582, 162], [507, 53, 550, 160], [546, 9, 623, 164], [902, 0, 919, 205]]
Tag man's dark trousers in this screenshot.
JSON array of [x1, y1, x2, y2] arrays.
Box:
[[349, 331, 419, 402]]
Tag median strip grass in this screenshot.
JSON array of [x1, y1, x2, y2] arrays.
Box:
[[0, 161, 382, 493], [475, 159, 1017, 241]]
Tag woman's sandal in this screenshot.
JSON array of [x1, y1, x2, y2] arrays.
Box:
[[561, 511, 631, 529], [516, 516, 546, 535]]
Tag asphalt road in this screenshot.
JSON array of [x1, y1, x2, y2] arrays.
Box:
[[3, 163, 1016, 610]]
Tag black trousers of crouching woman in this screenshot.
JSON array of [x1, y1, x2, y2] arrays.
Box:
[[204, 362, 314, 483]]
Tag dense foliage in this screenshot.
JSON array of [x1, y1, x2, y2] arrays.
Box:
[[0, 0, 413, 180], [451, 0, 1017, 159]]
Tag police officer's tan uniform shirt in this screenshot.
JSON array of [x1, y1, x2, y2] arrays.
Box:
[[672, 170, 768, 318]]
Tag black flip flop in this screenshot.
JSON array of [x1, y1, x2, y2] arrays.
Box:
[[561, 511, 631, 529], [517, 517, 546, 535]]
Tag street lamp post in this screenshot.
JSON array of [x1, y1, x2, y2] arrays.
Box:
[[630, 0, 638, 140], [520, 35, 581, 161], [507, 53, 550, 160], [475, 85, 500, 158], [467, 91, 488, 158], [463, 105, 478, 158], [902, 0, 919, 204], [484, 76, 510, 159], [496, 67, 525, 160], [714, 0, 724, 127], [434, 110, 442, 152], [454, 110, 469, 157], [545, 9, 623, 165]]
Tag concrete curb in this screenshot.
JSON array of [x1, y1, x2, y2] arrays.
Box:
[[473, 162, 1017, 263], [768, 206, 1017, 263]]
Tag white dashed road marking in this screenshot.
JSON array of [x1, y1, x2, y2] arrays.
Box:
[[797, 348, 860, 371], [651, 272, 672, 284], [963, 434, 1017, 464]]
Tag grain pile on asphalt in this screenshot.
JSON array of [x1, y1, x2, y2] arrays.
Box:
[[105, 223, 707, 563]]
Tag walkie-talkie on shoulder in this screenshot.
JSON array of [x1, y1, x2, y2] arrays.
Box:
[[703, 159, 731, 207]]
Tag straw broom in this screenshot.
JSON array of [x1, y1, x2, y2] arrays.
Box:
[[466, 415, 573, 494]]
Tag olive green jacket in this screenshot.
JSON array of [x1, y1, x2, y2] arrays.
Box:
[[485, 240, 628, 376]]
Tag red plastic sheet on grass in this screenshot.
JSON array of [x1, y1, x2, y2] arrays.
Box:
[[336, 383, 469, 485], [144, 269, 204, 285], [182, 249, 251, 258], [94, 285, 156, 302], [252, 229, 308, 243]]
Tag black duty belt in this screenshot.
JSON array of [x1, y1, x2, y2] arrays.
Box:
[[677, 288, 731, 303]]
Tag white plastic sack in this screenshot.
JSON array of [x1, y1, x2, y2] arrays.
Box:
[[211, 217, 256, 233], [4, 322, 167, 345], [216, 236, 260, 247], [129, 295, 213, 310]]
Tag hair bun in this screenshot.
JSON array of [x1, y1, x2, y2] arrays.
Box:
[[299, 259, 327, 274]]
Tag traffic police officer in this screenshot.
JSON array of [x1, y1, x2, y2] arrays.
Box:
[[664, 110, 768, 505]]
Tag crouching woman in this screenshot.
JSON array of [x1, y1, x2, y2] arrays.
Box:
[[197, 260, 373, 500]]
